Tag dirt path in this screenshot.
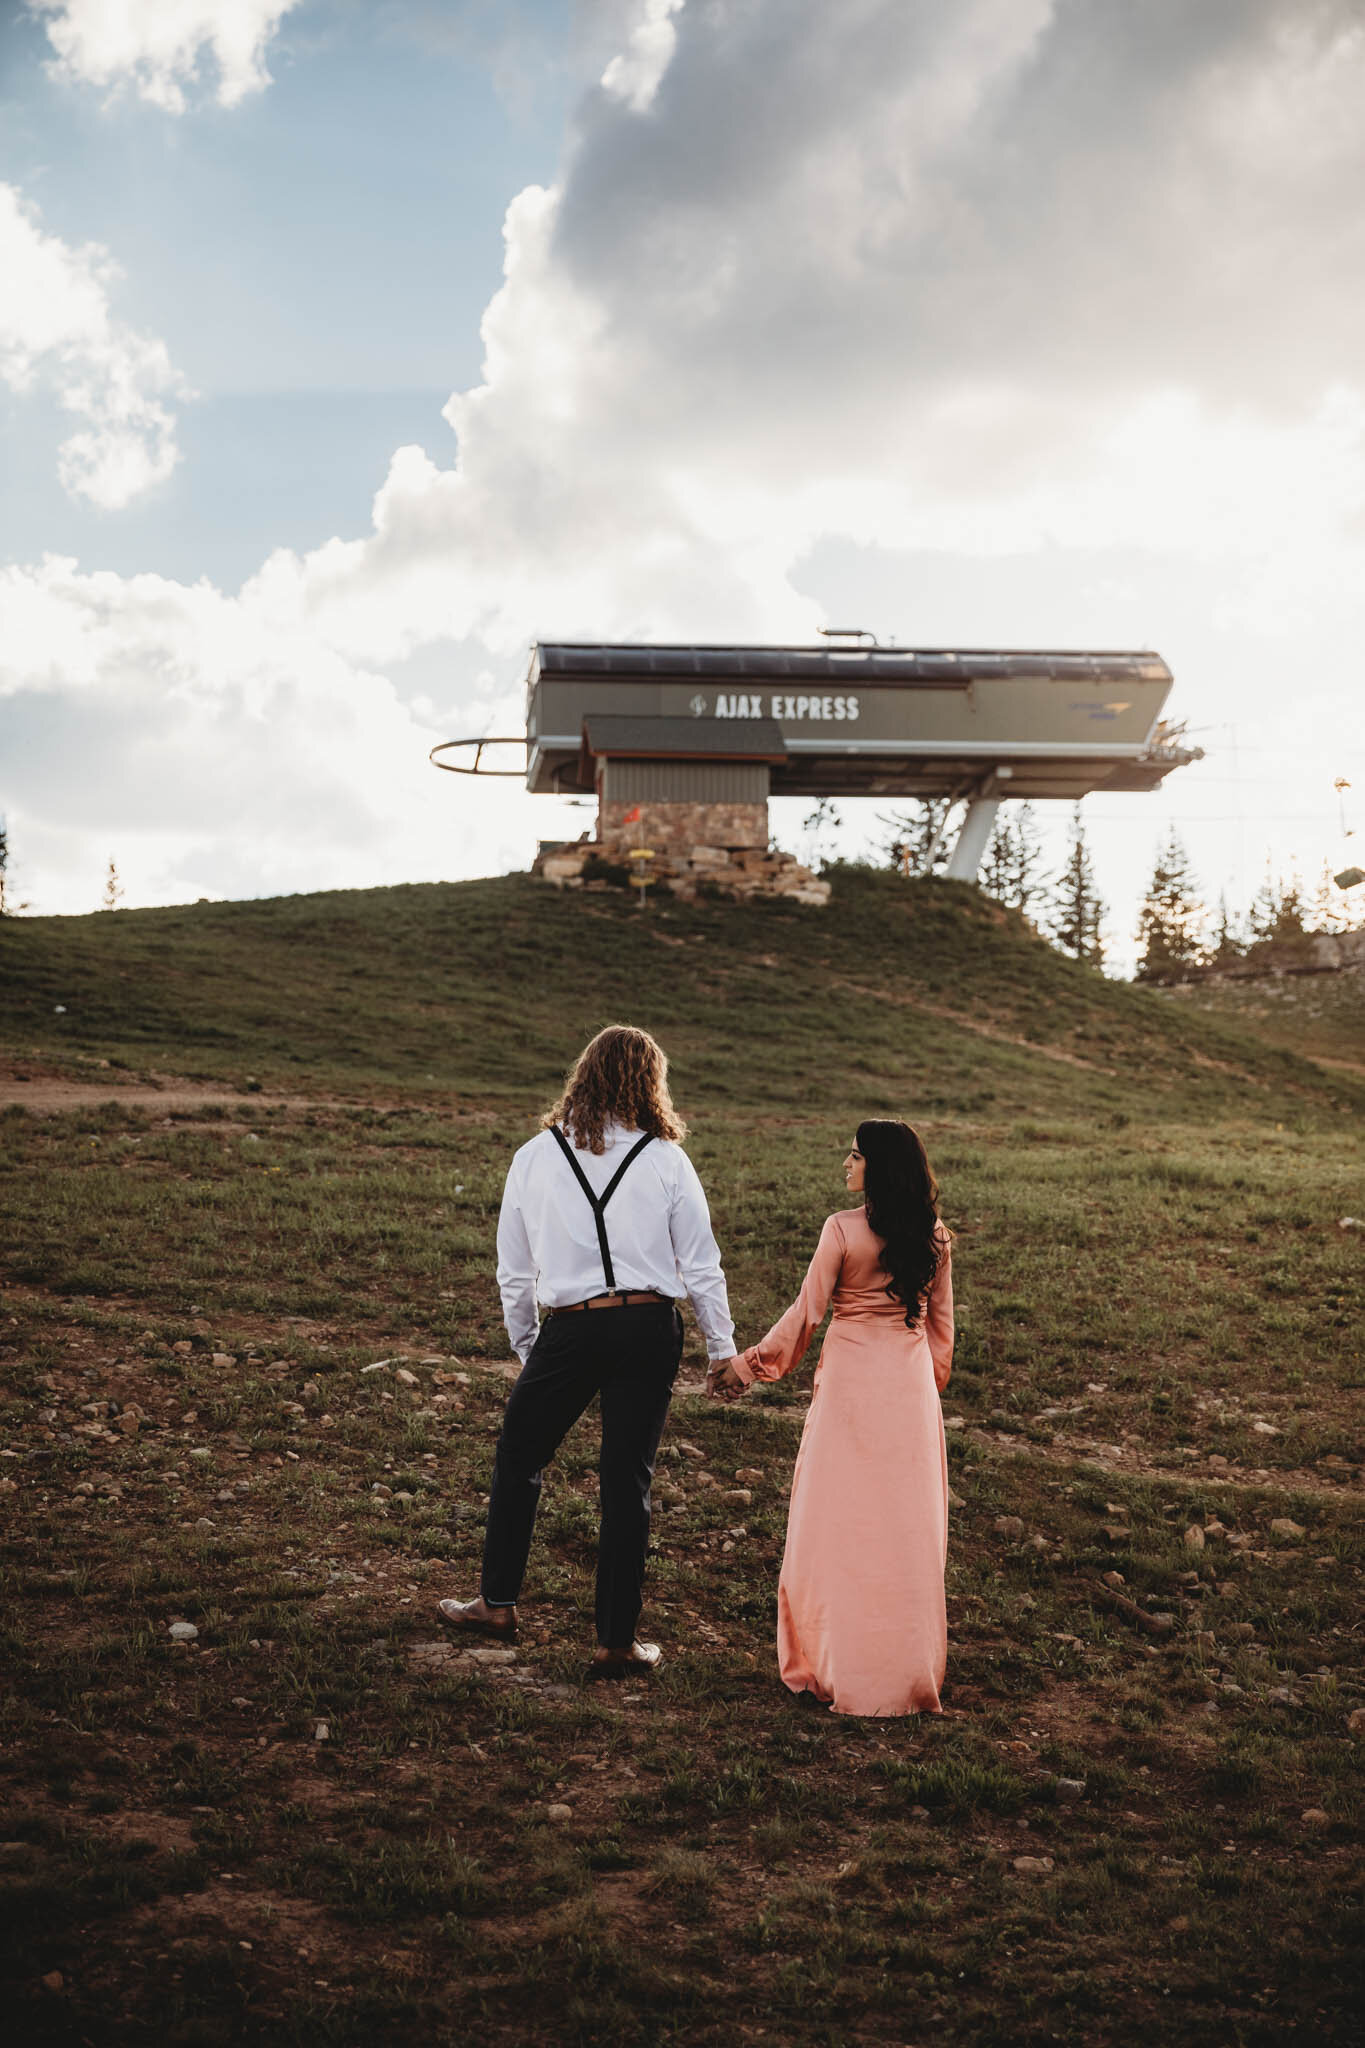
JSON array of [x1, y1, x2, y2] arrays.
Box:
[[0, 1062, 339, 1115]]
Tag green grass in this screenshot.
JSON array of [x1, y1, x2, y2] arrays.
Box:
[[0, 871, 1361, 2044]]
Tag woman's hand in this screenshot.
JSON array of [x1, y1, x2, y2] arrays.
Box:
[[706, 1357, 747, 1402]]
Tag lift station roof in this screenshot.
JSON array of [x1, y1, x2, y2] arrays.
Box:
[[524, 641, 1197, 803]]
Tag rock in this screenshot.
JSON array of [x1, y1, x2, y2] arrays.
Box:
[[1025, 1533, 1049, 1552], [1300, 1807, 1330, 1826], [168, 1621, 198, 1641], [1345, 1708, 1365, 1737], [1251, 1421, 1280, 1436], [1204, 1520, 1227, 1539], [1339, 1216, 1362, 1231], [734, 1467, 764, 1483], [313, 1721, 330, 1742], [1184, 1525, 1205, 1552], [1054, 1779, 1086, 1804], [41, 1971, 64, 1993], [370, 1483, 392, 1497], [1270, 1518, 1306, 1542], [943, 1415, 965, 1431], [117, 1409, 141, 1435], [545, 1803, 573, 1823], [1012, 1856, 1054, 1875], [1101, 1570, 1126, 1588], [395, 1368, 419, 1387], [211, 1351, 234, 1368], [1102, 1525, 1129, 1544], [723, 1488, 752, 1507], [993, 1516, 1025, 1541], [948, 1487, 966, 1510]]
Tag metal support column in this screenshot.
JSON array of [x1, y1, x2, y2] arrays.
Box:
[[944, 796, 1003, 881]]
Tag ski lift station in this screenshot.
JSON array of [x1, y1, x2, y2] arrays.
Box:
[[433, 635, 1202, 893]]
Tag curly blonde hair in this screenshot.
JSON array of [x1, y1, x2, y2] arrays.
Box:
[[542, 1024, 687, 1154]]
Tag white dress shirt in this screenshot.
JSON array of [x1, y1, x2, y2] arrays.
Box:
[[495, 1121, 736, 1364]]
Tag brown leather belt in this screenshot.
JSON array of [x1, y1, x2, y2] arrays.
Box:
[[548, 1291, 671, 1315]]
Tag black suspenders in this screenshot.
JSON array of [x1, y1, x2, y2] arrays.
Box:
[[549, 1126, 655, 1293]]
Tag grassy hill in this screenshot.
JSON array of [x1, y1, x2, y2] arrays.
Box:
[[1, 871, 1361, 2046], [2, 867, 1359, 1123]]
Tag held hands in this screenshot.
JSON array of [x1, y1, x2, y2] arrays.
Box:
[[706, 1356, 748, 1403]]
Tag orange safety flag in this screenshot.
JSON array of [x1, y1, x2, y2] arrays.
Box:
[[623, 806, 642, 823]]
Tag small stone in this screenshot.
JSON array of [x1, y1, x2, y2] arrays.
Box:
[[41, 1971, 64, 1993], [195, 1517, 215, 1531], [943, 1416, 966, 1431], [1204, 1520, 1227, 1539], [1207, 1455, 1229, 1470], [395, 1368, 419, 1387], [392, 1490, 414, 1503], [168, 1621, 198, 1641], [211, 1352, 234, 1368], [313, 1721, 329, 1742], [1270, 1518, 1306, 1542], [723, 1489, 752, 1507], [117, 1410, 141, 1435], [1184, 1524, 1205, 1552], [947, 1487, 966, 1509], [1251, 1421, 1280, 1436], [1012, 1855, 1054, 1875], [734, 1467, 764, 1483], [1101, 1570, 1126, 1588], [370, 1483, 392, 1497], [189, 1447, 211, 1460], [1025, 1533, 1049, 1552], [172, 1341, 193, 1357], [1345, 1707, 1365, 1736], [1054, 1779, 1085, 1804], [993, 1516, 1025, 1541], [1300, 1808, 1330, 1827], [545, 1803, 573, 1823]]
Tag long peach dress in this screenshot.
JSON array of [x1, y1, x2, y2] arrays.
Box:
[[734, 1209, 953, 1717]]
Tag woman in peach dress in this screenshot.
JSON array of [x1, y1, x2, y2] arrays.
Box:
[[711, 1120, 953, 1717]]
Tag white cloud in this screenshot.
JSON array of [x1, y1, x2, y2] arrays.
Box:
[[6, 0, 1365, 927], [28, 0, 302, 113], [0, 184, 185, 509]]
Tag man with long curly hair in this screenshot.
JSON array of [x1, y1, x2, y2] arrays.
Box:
[[437, 1024, 739, 1675]]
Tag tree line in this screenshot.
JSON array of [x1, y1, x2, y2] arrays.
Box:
[[806, 798, 1359, 979]]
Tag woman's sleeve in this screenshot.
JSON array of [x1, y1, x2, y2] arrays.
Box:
[[925, 1233, 954, 1392], [732, 1215, 844, 1386]]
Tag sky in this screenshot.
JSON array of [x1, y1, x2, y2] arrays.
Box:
[[2, 0, 1362, 973]]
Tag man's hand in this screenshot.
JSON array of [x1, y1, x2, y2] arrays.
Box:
[[706, 1356, 747, 1402]]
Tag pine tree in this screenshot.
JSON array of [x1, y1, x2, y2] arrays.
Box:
[[1209, 890, 1244, 963], [1046, 806, 1106, 966], [876, 799, 958, 876], [801, 798, 841, 873], [0, 819, 27, 916], [1307, 862, 1346, 935], [981, 802, 1047, 915], [101, 858, 124, 913], [1134, 828, 1207, 981], [1248, 865, 1307, 947]]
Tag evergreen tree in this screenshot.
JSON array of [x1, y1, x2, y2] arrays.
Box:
[[1046, 806, 1106, 966], [101, 858, 124, 913], [1134, 828, 1207, 981], [876, 799, 958, 876], [1248, 864, 1307, 945], [1307, 862, 1347, 935], [0, 818, 25, 916], [980, 802, 1046, 915], [1209, 890, 1244, 962], [801, 798, 842, 872]]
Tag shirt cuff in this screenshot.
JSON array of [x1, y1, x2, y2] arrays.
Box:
[[731, 1348, 760, 1385]]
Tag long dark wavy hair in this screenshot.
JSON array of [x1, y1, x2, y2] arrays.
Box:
[[857, 1119, 945, 1328]]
